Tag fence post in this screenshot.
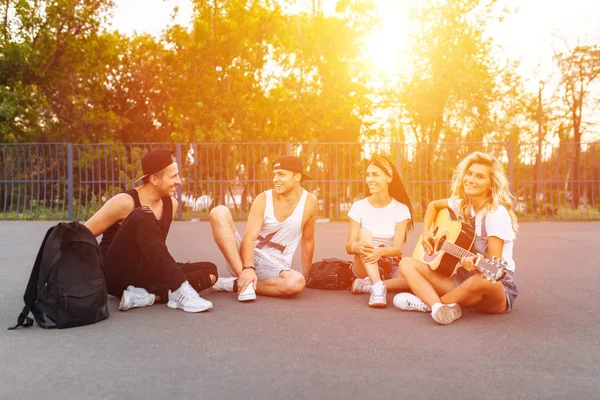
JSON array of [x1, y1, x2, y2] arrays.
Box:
[[507, 142, 515, 194], [286, 142, 291, 156], [175, 143, 183, 221], [395, 142, 403, 174], [67, 143, 74, 221]]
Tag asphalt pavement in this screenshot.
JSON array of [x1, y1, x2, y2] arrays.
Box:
[[1, 221, 599, 400]]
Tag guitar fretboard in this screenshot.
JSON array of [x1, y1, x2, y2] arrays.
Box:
[[438, 238, 476, 260]]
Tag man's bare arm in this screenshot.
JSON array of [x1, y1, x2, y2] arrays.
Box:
[[84, 194, 135, 237], [301, 194, 318, 277], [239, 192, 266, 273]]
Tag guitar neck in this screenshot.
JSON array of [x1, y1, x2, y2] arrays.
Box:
[[440, 240, 476, 260]]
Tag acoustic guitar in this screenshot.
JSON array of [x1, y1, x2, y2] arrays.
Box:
[[412, 208, 507, 283]]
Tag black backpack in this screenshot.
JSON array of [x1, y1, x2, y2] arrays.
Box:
[[9, 222, 109, 330], [306, 258, 355, 290]]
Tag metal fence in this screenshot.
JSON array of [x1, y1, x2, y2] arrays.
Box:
[[1, 142, 599, 221]]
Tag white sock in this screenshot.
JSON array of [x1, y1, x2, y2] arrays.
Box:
[[372, 280, 385, 291]]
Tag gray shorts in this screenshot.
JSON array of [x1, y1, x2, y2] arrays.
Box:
[[227, 231, 291, 281], [452, 267, 518, 312], [351, 257, 400, 280]]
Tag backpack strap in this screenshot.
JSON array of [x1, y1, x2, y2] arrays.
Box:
[[8, 225, 57, 330], [64, 221, 100, 249]]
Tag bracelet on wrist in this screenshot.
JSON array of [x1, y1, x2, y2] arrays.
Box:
[[242, 266, 256, 271]]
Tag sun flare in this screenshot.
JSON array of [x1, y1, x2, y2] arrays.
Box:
[[364, 0, 412, 79]]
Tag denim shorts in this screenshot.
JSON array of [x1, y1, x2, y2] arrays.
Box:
[[351, 257, 400, 280], [452, 267, 518, 312]]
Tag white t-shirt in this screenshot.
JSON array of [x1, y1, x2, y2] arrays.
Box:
[[348, 198, 411, 247], [448, 198, 516, 272]]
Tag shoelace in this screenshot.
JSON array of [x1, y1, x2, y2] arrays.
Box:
[[178, 282, 199, 303], [132, 292, 150, 307], [407, 297, 429, 312], [408, 299, 425, 311], [358, 279, 371, 292]]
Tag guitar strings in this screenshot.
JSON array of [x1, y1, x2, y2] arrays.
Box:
[[437, 237, 473, 259]]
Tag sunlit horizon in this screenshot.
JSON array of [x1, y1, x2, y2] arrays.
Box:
[[110, 0, 600, 141]]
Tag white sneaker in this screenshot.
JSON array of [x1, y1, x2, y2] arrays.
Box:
[[431, 302, 462, 325], [119, 287, 155, 311], [126, 285, 148, 295], [167, 281, 213, 312], [210, 277, 236, 293], [238, 283, 257, 302], [351, 277, 372, 294], [393, 293, 431, 312], [368, 281, 387, 307]]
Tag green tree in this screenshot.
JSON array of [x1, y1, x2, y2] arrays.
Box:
[[394, 0, 502, 211], [0, 0, 115, 142], [399, 0, 500, 145], [555, 44, 600, 207]]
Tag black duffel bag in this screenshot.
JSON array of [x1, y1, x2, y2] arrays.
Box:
[[306, 258, 354, 290]]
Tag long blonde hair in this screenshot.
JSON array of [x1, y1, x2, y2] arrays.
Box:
[[450, 151, 519, 232]]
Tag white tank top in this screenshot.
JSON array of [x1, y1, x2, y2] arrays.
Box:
[[254, 189, 308, 268]]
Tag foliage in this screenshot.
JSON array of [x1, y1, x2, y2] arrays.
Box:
[[1, 0, 376, 144], [555, 44, 600, 207], [398, 0, 500, 145]]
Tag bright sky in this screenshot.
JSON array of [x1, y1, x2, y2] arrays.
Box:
[[111, 0, 600, 139], [111, 0, 600, 83]]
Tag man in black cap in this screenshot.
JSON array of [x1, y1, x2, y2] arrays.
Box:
[[209, 155, 318, 300], [85, 148, 216, 313]]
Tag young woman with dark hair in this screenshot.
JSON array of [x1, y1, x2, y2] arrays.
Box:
[[345, 154, 414, 307]]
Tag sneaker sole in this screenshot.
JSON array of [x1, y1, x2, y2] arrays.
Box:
[[369, 301, 387, 308], [118, 291, 130, 311], [433, 304, 462, 324], [238, 293, 257, 302], [167, 301, 212, 313]]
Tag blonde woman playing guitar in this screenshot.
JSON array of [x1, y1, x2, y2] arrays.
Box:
[[395, 152, 519, 325]]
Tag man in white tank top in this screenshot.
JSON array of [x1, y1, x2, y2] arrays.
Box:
[[209, 156, 318, 301]]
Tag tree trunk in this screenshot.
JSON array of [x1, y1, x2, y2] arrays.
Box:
[[571, 104, 582, 208]]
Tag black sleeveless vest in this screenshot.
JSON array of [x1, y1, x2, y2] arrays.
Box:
[[99, 188, 173, 254]]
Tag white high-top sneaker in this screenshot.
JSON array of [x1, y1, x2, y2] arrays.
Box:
[[167, 281, 213, 313], [119, 286, 155, 311], [210, 277, 236, 293], [127, 285, 148, 295], [368, 281, 387, 307], [393, 293, 431, 312], [351, 277, 372, 294], [237, 283, 256, 302]]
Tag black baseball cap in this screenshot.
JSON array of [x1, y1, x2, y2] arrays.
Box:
[[272, 156, 311, 181], [135, 148, 176, 184]]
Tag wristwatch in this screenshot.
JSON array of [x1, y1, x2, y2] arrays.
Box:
[[242, 266, 256, 271]]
